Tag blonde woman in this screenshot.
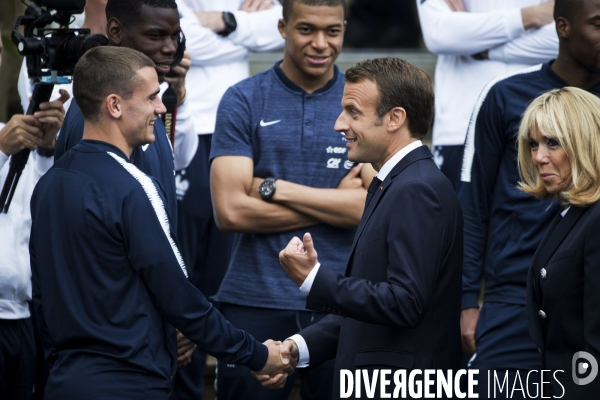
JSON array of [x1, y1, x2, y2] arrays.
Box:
[[518, 87, 600, 399]]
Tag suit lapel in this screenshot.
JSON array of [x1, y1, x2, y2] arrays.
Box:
[[346, 146, 433, 275], [531, 206, 585, 270]]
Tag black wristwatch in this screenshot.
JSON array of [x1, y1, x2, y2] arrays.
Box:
[[259, 177, 277, 202], [218, 12, 237, 37], [36, 147, 55, 158]]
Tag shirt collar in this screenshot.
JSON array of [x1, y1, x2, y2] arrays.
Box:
[[542, 61, 600, 94], [376, 140, 422, 181], [274, 60, 339, 94]]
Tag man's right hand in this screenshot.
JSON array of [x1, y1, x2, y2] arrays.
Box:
[[521, 1, 555, 30], [337, 163, 364, 190], [253, 339, 299, 389], [0, 89, 69, 156], [239, 0, 273, 12], [0, 115, 43, 156], [444, 0, 466, 12], [461, 307, 479, 356]]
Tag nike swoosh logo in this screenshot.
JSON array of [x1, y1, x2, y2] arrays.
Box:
[[260, 119, 281, 127], [142, 144, 149, 151]]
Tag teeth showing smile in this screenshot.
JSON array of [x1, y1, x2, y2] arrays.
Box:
[[347, 139, 356, 143]]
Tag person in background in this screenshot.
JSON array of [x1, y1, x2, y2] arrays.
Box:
[[458, 0, 600, 396], [171, 1, 283, 396], [416, 0, 557, 188], [0, 38, 69, 399], [209, 0, 376, 398], [518, 87, 600, 399]]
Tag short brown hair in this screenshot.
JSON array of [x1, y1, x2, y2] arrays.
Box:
[[344, 57, 434, 140], [282, 0, 346, 21], [73, 46, 155, 123], [518, 87, 600, 206]]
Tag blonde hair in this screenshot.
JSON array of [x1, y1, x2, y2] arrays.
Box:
[[517, 87, 600, 206]]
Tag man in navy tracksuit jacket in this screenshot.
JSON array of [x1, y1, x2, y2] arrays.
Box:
[[458, 0, 600, 396], [29, 47, 287, 399]]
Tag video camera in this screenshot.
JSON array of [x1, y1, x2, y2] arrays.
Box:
[[12, 0, 108, 83], [1, 0, 108, 213]]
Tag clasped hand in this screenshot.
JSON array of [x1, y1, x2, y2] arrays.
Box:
[[0, 89, 69, 156], [279, 232, 319, 286], [252, 339, 299, 389]]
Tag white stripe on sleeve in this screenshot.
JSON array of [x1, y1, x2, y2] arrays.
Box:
[[460, 64, 543, 183], [107, 151, 188, 278]]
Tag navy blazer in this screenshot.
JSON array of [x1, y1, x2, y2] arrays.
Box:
[[298, 146, 463, 399], [527, 201, 600, 399]]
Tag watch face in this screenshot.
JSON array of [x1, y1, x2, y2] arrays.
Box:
[[259, 179, 276, 199]]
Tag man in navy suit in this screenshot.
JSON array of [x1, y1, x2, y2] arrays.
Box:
[[266, 57, 463, 399]]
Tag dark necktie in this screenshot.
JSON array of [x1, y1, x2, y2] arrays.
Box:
[[365, 177, 382, 210]]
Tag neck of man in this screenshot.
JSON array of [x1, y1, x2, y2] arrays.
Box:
[[83, 121, 133, 159], [372, 134, 418, 172], [551, 52, 600, 90], [279, 58, 335, 94]]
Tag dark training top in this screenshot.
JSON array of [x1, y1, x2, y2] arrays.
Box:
[[55, 99, 178, 231], [30, 140, 267, 399], [459, 61, 600, 309]]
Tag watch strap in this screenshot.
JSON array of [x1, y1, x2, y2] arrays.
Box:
[[219, 11, 237, 37]]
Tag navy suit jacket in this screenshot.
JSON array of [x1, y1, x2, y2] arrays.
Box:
[[527, 201, 600, 399], [298, 145, 463, 399]]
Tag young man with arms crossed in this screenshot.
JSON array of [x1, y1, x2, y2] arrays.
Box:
[[210, 0, 375, 398]]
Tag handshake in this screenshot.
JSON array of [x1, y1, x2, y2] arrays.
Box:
[[252, 339, 300, 389]]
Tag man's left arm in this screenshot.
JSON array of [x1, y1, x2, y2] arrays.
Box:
[[280, 180, 448, 328], [229, 2, 284, 51], [487, 23, 558, 64], [250, 163, 376, 228]]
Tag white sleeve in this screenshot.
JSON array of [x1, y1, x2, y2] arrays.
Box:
[[0, 123, 7, 170], [299, 262, 321, 295], [488, 23, 558, 64], [173, 98, 198, 171], [178, 0, 249, 66], [18, 61, 33, 113], [32, 151, 54, 179], [229, 4, 284, 52], [288, 334, 310, 368], [416, 0, 525, 56], [0, 151, 8, 171]]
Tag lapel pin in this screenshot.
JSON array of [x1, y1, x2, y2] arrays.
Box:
[[379, 185, 383, 190]]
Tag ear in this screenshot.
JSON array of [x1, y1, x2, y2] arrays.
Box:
[[386, 107, 407, 132], [555, 17, 569, 40], [278, 18, 287, 40], [105, 94, 123, 119], [107, 17, 124, 45]]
